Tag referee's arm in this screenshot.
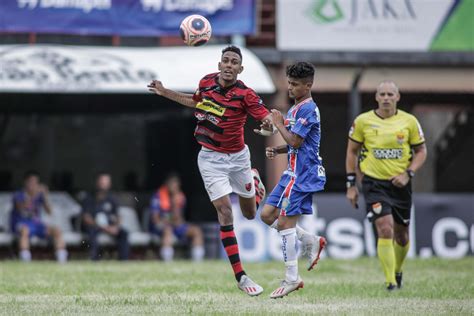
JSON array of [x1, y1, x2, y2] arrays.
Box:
[[345, 139, 362, 209], [408, 143, 427, 173], [390, 143, 427, 187]]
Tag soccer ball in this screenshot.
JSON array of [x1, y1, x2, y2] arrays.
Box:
[[180, 14, 212, 47]]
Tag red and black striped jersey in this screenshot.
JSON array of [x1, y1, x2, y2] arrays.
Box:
[[192, 72, 269, 153]]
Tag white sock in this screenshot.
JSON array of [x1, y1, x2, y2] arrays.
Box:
[[191, 246, 205, 262], [20, 249, 31, 262], [271, 220, 309, 241], [280, 228, 298, 282], [56, 249, 68, 263], [160, 246, 174, 262]]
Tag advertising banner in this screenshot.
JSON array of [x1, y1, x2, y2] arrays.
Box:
[[0, 44, 275, 93], [0, 0, 256, 36], [229, 193, 473, 261], [277, 0, 472, 52]]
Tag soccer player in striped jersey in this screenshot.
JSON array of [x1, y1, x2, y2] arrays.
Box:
[[148, 46, 272, 296], [259, 62, 327, 298]]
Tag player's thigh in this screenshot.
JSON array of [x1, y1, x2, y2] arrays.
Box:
[[197, 149, 232, 201], [228, 147, 254, 199]]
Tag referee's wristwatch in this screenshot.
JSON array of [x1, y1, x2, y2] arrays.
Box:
[[406, 169, 415, 178]]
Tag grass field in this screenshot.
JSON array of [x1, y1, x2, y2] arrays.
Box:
[[1, 258, 473, 315]]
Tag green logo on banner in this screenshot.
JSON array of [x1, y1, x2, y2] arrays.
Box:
[[310, 0, 344, 24]]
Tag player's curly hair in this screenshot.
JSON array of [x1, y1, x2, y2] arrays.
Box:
[[222, 45, 242, 61], [286, 62, 315, 82]]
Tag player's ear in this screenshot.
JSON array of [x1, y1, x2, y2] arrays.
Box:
[[238, 65, 244, 74], [218, 61, 222, 71]]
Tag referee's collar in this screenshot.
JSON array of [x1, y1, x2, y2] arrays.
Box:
[[374, 109, 398, 120]]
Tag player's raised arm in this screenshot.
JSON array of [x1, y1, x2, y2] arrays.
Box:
[[271, 109, 304, 148], [147, 80, 196, 108]]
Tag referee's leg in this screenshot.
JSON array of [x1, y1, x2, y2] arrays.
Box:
[[374, 215, 397, 288], [393, 221, 410, 287]]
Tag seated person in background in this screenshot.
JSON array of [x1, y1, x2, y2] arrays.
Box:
[[11, 170, 67, 263], [150, 173, 204, 262], [82, 173, 129, 260]]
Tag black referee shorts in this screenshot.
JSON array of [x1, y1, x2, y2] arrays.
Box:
[[361, 175, 412, 226]]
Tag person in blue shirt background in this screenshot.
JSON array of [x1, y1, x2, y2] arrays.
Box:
[[11, 170, 67, 262], [149, 173, 204, 262]]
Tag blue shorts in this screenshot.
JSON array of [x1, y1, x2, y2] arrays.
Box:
[[151, 224, 189, 241], [12, 219, 47, 238], [265, 183, 313, 217]]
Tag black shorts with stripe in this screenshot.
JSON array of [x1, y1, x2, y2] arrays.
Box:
[[362, 175, 412, 226]]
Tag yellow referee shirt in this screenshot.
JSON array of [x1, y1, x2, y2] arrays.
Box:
[[349, 109, 425, 180]]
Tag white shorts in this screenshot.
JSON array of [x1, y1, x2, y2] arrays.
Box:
[[197, 145, 255, 201]]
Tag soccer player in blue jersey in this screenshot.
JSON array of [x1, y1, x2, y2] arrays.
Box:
[[259, 62, 327, 298]]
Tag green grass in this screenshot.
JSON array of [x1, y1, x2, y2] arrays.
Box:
[[1, 258, 473, 315]]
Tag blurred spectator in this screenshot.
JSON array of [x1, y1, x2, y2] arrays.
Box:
[[82, 173, 129, 260], [150, 173, 204, 262], [10, 170, 67, 263]]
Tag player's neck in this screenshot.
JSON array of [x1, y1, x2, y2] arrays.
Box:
[[294, 94, 312, 105], [376, 108, 397, 119], [217, 76, 236, 88]]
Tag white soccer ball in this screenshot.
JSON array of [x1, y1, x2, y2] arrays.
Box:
[[179, 14, 212, 47]]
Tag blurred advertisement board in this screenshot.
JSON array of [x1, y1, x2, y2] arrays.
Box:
[[0, 0, 256, 36], [277, 0, 472, 51], [228, 193, 473, 261], [0, 44, 275, 93]]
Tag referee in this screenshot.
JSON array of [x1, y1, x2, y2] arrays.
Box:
[[345, 81, 427, 291]]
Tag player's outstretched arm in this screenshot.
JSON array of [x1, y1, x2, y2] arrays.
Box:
[[148, 80, 196, 108]]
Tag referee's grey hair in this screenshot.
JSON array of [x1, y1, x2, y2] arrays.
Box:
[[377, 80, 399, 94]]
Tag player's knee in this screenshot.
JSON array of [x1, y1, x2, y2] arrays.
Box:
[[19, 226, 29, 236], [243, 210, 256, 220], [378, 225, 393, 239], [260, 211, 272, 225], [394, 233, 409, 246]]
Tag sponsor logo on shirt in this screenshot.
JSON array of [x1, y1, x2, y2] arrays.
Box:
[[206, 114, 219, 125], [196, 99, 226, 117], [373, 148, 403, 159]]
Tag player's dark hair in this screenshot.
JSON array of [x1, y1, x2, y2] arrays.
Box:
[[23, 170, 40, 180], [222, 45, 242, 62], [286, 62, 315, 82], [164, 172, 180, 183], [95, 171, 111, 180]]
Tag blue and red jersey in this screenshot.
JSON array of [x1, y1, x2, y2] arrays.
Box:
[[192, 72, 269, 153], [281, 98, 326, 193]]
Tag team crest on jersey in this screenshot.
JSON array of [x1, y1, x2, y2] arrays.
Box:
[[372, 202, 382, 214], [396, 131, 405, 144], [196, 99, 226, 117], [245, 182, 252, 192], [297, 117, 308, 126], [195, 112, 206, 121]]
